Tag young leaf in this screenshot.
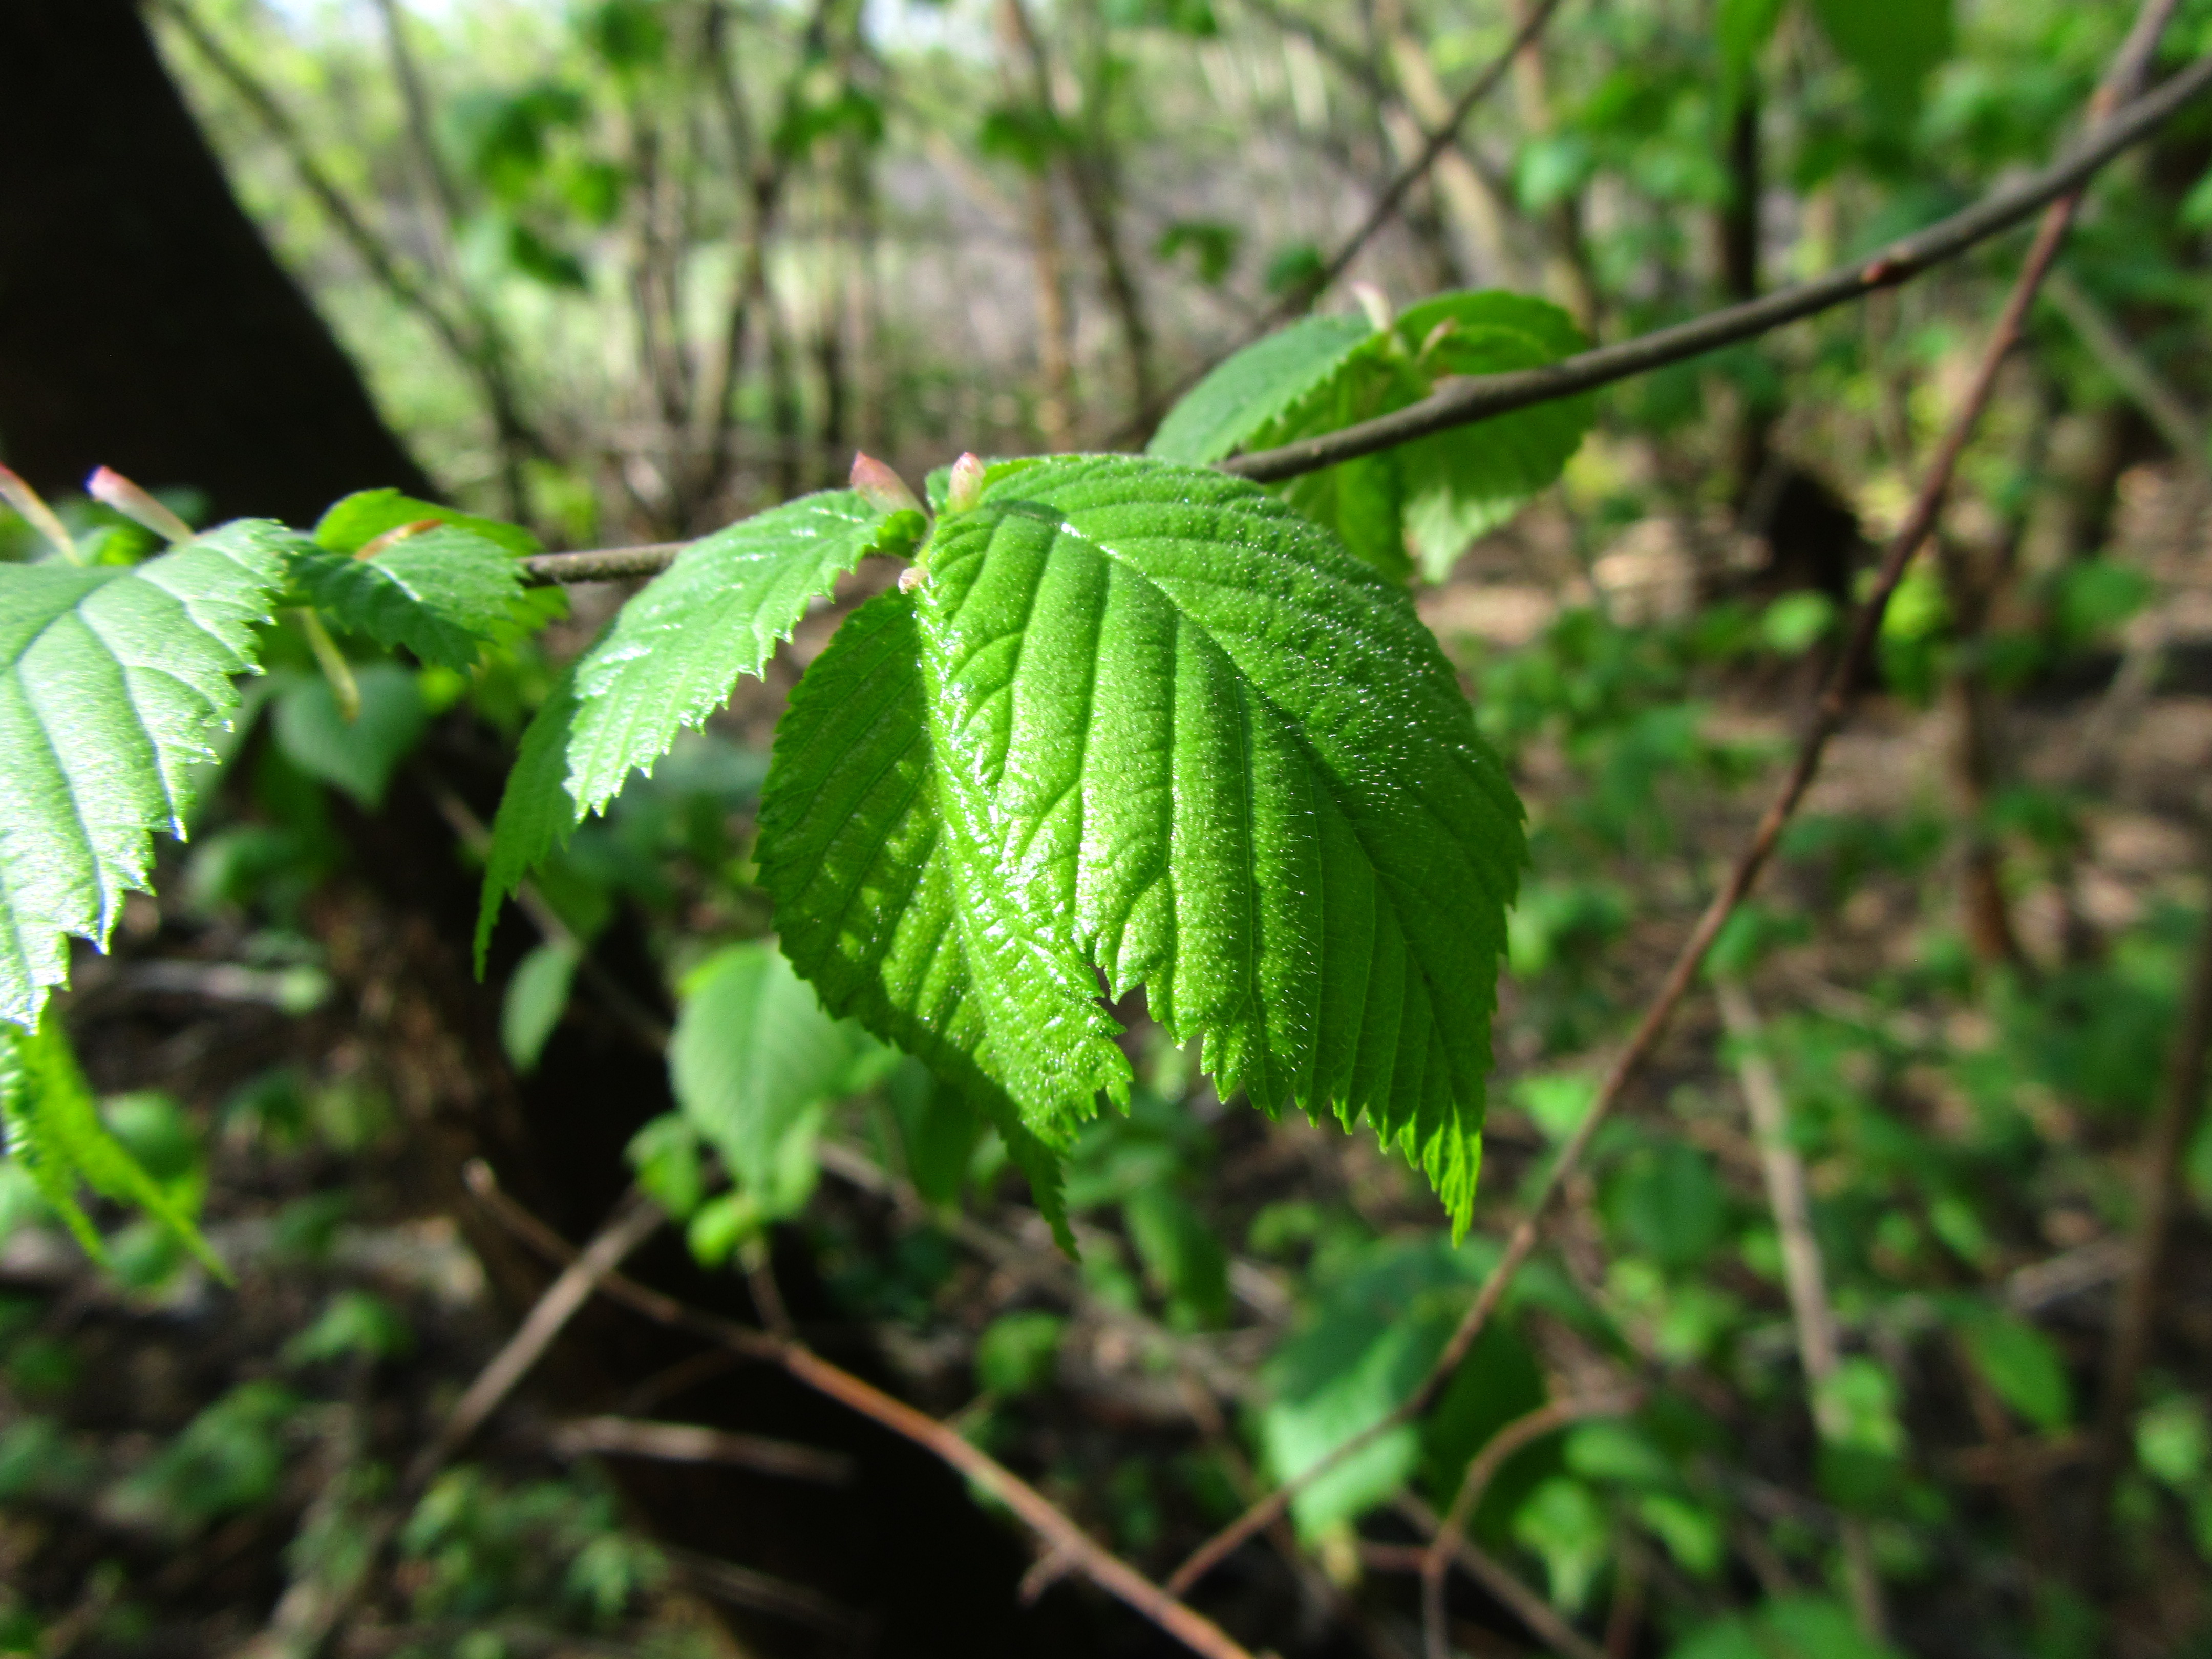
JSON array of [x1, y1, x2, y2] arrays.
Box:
[[474, 491, 923, 963], [758, 457, 1524, 1232], [501, 939, 580, 1072], [0, 522, 298, 1029], [0, 1014, 226, 1275], [668, 941, 891, 1222], [313, 488, 542, 558], [564, 491, 924, 817], [1147, 313, 1372, 465], [1159, 291, 1593, 582], [271, 664, 429, 809], [291, 527, 527, 670]]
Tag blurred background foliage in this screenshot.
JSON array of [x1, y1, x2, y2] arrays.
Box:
[[4, 0, 2212, 1656]]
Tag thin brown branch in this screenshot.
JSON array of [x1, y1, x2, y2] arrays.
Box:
[[1419, 1396, 1631, 1659], [2044, 268, 2212, 494], [1224, 52, 2212, 483], [550, 1415, 852, 1483], [155, 0, 552, 503], [462, 1164, 1260, 1659], [1392, 1496, 1608, 1659], [1167, 14, 2177, 1598], [2088, 834, 2212, 1549], [1280, 0, 1566, 319], [521, 56, 2212, 591], [1716, 979, 1887, 1639]]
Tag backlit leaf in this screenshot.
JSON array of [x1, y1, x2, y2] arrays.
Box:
[[0, 522, 296, 1028]]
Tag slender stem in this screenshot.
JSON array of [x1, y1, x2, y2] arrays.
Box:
[[465, 1166, 1260, 1659], [1166, 14, 2175, 1597], [1223, 53, 2212, 484], [294, 608, 361, 724], [1395, 1495, 1608, 1659], [1419, 1396, 1630, 1659], [2088, 838, 2212, 1552], [522, 55, 2212, 591], [2044, 268, 2212, 494], [1716, 979, 1887, 1639]]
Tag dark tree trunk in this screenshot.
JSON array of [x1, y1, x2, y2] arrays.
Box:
[[0, 0, 434, 524]]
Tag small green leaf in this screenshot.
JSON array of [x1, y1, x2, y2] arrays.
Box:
[[474, 492, 923, 963], [1806, 0, 1952, 110], [1195, 291, 1592, 581], [0, 521, 296, 1028], [1147, 313, 1372, 464], [1959, 1308, 2072, 1433], [0, 1014, 226, 1277], [975, 1310, 1067, 1395], [312, 489, 542, 559], [501, 940, 580, 1072], [1123, 1186, 1230, 1326], [292, 528, 527, 670], [565, 492, 923, 818], [759, 457, 1523, 1233], [272, 664, 428, 809], [668, 941, 890, 1221]]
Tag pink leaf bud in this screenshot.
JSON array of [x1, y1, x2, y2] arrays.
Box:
[[88, 466, 195, 545], [946, 453, 986, 516], [849, 452, 922, 517]]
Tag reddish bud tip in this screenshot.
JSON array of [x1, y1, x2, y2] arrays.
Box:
[[0, 464, 78, 563], [898, 565, 930, 593], [88, 466, 195, 545], [946, 453, 986, 516], [850, 452, 923, 517]]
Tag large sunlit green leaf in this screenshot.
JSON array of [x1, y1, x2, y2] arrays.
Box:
[[757, 456, 1524, 1231], [0, 523, 297, 1029]]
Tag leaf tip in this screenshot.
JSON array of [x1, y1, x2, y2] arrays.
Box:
[[1350, 281, 1394, 333], [850, 452, 923, 518]]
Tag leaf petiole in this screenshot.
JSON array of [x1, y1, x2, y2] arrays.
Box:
[[294, 606, 363, 724]]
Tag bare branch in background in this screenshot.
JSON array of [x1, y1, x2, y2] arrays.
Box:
[[1167, 9, 2189, 1588], [1716, 979, 1887, 1639], [1224, 52, 2212, 483]]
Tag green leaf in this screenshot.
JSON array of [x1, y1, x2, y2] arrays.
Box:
[[312, 489, 542, 559], [975, 1310, 1067, 1395], [1806, 0, 1952, 110], [1259, 1237, 1498, 1535], [1958, 1308, 2072, 1433], [0, 1014, 225, 1275], [474, 492, 922, 964], [1715, 0, 1786, 102], [668, 941, 891, 1221], [0, 521, 295, 1029], [1195, 292, 1592, 581], [292, 528, 526, 671], [501, 940, 580, 1072], [565, 492, 923, 817], [1123, 1185, 1230, 1326], [759, 457, 1523, 1231], [1147, 313, 1372, 464], [271, 664, 428, 809]]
